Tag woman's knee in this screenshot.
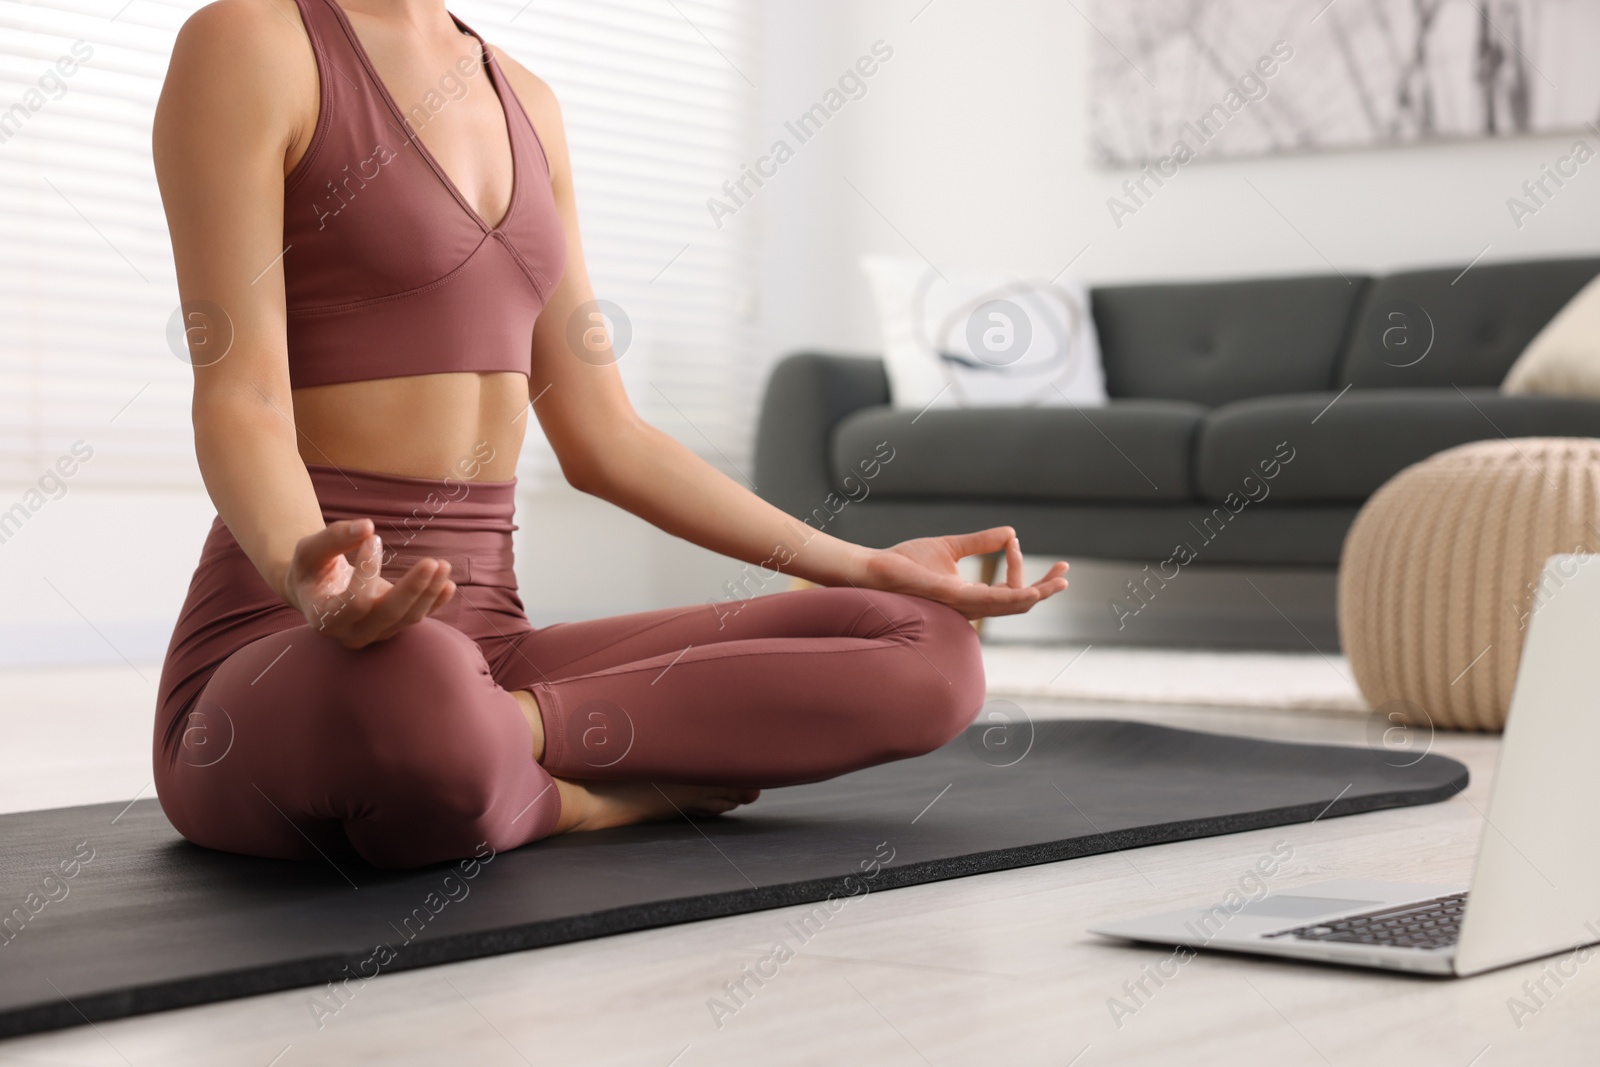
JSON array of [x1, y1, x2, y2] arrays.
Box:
[[303, 621, 512, 818], [314, 618, 491, 722], [880, 596, 987, 756]]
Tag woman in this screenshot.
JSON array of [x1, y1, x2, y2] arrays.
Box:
[[150, 0, 1069, 869]]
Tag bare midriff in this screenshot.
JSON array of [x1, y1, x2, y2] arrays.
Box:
[[291, 372, 530, 482]]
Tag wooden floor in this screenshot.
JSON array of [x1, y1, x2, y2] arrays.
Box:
[[0, 664, 1594, 1066]]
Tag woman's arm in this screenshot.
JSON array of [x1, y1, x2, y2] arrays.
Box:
[[502, 59, 1067, 618], [154, 0, 454, 646]]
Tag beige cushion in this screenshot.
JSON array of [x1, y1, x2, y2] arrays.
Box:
[[1502, 274, 1600, 397], [1339, 438, 1600, 732]]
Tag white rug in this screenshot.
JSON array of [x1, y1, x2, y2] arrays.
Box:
[[980, 642, 1368, 713]]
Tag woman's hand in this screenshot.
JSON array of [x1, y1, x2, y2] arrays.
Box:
[[857, 526, 1068, 620], [280, 519, 457, 649]]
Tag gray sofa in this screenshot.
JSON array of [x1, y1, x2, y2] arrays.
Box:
[[754, 255, 1600, 567]]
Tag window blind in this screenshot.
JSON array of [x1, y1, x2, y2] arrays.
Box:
[[0, 0, 763, 489]]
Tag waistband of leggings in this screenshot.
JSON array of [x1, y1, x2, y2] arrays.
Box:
[[306, 463, 516, 529], [305, 464, 519, 586]]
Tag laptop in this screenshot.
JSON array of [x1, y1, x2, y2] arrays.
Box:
[[1090, 553, 1600, 977]]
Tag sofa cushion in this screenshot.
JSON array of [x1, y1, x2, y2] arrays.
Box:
[[1091, 274, 1369, 406], [1197, 389, 1600, 503], [830, 400, 1206, 504], [1337, 257, 1600, 389]]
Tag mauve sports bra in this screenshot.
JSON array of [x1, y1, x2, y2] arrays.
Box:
[[282, 0, 566, 388]]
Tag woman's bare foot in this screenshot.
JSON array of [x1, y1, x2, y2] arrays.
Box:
[[513, 690, 759, 833], [552, 778, 761, 834]]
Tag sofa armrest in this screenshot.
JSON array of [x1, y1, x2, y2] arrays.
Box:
[[754, 352, 890, 519]]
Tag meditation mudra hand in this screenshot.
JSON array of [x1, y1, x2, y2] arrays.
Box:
[[284, 518, 458, 649], [868, 527, 1069, 619]]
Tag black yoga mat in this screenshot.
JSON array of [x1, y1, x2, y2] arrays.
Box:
[[0, 719, 1466, 1038]]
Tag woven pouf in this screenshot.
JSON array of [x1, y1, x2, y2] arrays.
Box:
[[1339, 437, 1600, 732]]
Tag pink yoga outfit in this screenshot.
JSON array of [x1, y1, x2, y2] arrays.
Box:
[[153, 0, 985, 869]]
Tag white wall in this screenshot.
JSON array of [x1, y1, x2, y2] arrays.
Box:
[[0, 486, 215, 666], [755, 0, 1600, 361]]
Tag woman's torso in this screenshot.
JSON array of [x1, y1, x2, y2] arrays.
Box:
[[275, 0, 563, 482]]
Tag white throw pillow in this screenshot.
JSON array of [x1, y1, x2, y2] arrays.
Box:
[[1502, 273, 1600, 398], [860, 254, 1108, 410]]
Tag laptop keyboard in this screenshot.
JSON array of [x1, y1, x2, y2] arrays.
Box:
[[1263, 892, 1467, 950]]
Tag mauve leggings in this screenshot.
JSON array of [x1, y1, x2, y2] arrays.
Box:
[[154, 466, 985, 869]]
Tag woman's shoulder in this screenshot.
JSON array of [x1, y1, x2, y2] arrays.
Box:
[[158, 0, 317, 168], [176, 0, 311, 58]]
